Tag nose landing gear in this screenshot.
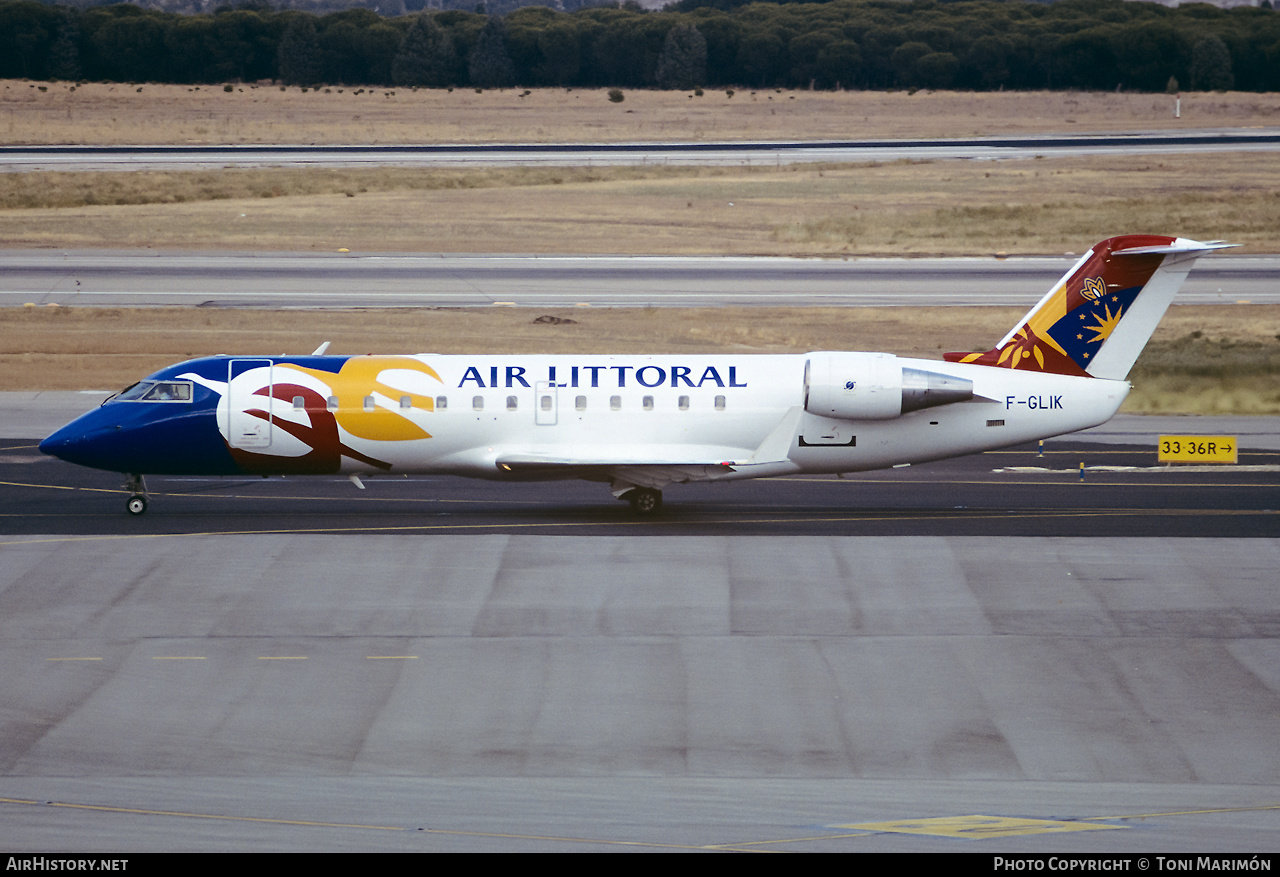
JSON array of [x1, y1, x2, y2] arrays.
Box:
[[124, 474, 148, 515]]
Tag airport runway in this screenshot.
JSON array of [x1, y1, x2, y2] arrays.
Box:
[[7, 398, 1280, 537], [4, 338, 1279, 848], [3, 412, 1280, 851], [3, 130, 1279, 171], [2, 251, 1277, 308], [3, 437, 1279, 538]]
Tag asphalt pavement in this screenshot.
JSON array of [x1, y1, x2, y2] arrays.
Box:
[[2, 251, 1277, 308]]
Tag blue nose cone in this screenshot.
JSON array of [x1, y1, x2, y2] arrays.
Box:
[[38, 428, 73, 458], [39, 395, 237, 476], [40, 412, 124, 470]]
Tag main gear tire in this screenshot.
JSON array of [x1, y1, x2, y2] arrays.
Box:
[[626, 488, 663, 516]]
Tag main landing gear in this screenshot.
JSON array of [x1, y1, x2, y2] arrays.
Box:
[[623, 487, 663, 516], [124, 473, 148, 515]]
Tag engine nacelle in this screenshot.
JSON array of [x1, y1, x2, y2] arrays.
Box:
[[804, 352, 974, 421]]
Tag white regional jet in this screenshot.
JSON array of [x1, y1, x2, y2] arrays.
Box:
[[40, 235, 1229, 515]]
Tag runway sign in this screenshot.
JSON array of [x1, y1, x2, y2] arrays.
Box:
[[1159, 435, 1238, 464]]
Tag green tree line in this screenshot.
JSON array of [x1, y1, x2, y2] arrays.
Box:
[[2, 0, 1276, 92]]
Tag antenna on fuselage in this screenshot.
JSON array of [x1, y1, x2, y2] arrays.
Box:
[[312, 341, 331, 355]]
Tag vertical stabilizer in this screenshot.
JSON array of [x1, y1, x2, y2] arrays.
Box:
[[945, 235, 1233, 380]]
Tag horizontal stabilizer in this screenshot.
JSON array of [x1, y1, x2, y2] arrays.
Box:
[[1111, 240, 1236, 257]]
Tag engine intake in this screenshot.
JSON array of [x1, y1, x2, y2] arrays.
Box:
[[804, 352, 973, 420]]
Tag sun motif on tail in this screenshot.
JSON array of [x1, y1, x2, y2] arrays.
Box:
[[1082, 301, 1124, 346]]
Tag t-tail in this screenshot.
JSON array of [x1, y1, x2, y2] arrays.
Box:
[[945, 235, 1234, 380]]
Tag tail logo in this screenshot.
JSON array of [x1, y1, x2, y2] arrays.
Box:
[[1081, 277, 1106, 301]]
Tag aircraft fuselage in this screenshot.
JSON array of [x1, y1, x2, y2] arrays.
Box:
[[40, 352, 1128, 485]]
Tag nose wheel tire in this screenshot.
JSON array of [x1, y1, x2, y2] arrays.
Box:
[[626, 488, 663, 516], [126, 495, 148, 516]]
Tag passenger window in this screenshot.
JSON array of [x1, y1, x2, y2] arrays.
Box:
[[363, 396, 375, 411], [293, 396, 305, 410], [400, 395, 412, 409], [473, 396, 484, 411], [610, 395, 621, 411], [575, 396, 587, 411], [507, 396, 518, 410], [678, 395, 690, 410], [642, 395, 654, 410], [715, 395, 726, 410], [436, 396, 447, 410], [327, 396, 339, 411]]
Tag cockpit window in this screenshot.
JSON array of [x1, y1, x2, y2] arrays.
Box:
[[112, 382, 151, 402], [141, 382, 192, 402], [111, 380, 192, 403]]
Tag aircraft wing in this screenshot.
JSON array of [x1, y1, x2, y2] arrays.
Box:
[[493, 408, 806, 487], [492, 443, 756, 491], [496, 443, 749, 471]]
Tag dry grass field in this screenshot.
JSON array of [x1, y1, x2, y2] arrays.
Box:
[[3, 152, 1277, 255], [6, 81, 1278, 145], [5, 304, 1278, 414], [2, 82, 1276, 255]]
